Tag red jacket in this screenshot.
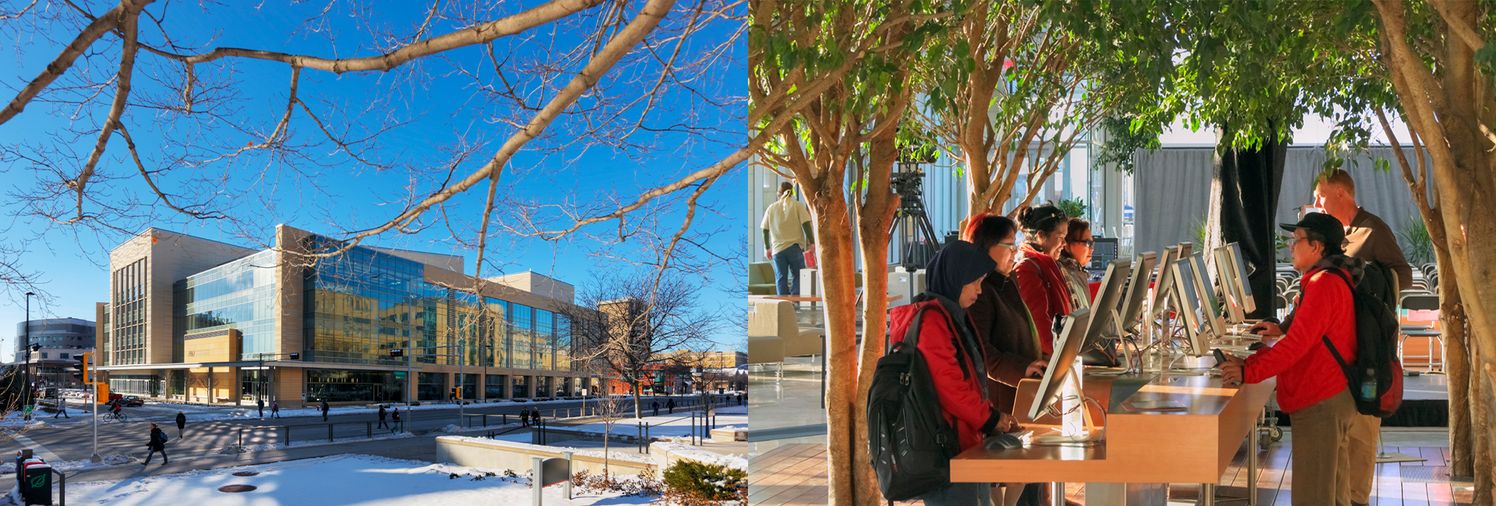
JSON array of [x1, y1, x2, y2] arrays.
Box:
[[889, 300, 1001, 452], [1244, 267, 1358, 413], [1013, 244, 1073, 354]]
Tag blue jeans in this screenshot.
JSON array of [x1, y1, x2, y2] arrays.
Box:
[[773, 244, 806, 295], [920, 482, 994, 506]]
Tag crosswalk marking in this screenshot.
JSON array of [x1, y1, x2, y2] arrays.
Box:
[[12, 434, 61, 462]]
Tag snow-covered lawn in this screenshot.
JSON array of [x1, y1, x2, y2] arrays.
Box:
[[52, 454, 658, 505]]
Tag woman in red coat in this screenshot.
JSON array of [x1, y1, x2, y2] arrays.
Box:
[[887, 240, 1015, 506], [1012, 204, 1073, 354]]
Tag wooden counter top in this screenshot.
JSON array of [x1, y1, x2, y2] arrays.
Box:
[[951, 373, 1275, 484]]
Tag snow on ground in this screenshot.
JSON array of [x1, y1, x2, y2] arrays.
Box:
[[0, 455, 135, 475], [652, 442, 747, 471], [53, 454, 659, 505]]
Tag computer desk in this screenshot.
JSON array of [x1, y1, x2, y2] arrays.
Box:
[[951, 372, 1276, 506]]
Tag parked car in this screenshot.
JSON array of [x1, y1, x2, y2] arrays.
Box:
[[121, 395, 144, 407]]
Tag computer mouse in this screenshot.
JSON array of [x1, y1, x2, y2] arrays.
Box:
[[1248, 342, 1267, 351], [984, 433, 1023, 450]]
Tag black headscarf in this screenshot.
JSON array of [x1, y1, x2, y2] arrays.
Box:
[[926, 240, 997, 303]]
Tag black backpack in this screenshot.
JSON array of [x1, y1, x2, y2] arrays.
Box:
[[867, 302, 961, 501], [1358, 260, 1399, 310], [1316, 269, 1405, 417]]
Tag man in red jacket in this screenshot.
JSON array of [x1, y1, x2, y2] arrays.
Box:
[[1221, 213, 1358, 506]]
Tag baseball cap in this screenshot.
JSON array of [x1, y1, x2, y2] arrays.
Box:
[[1279, 212, 1345, 250]]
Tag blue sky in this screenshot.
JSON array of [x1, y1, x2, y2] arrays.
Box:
[[0, 1, 747, 357]]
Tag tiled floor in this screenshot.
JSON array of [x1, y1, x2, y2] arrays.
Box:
[[748, 429, 1476, 505]]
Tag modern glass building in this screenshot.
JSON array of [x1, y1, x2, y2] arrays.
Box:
[[96, 226, 598, 407], [14, 317, 96, 389]]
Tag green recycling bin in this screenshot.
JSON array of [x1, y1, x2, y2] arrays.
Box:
[[21, 460, 52, 505]]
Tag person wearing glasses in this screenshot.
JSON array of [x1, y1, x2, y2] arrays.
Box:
[[1057, 217, 1097, 309], [1012, 204, 1073, 354], [1222, 213, 1360, 506], [964, 212, 1047, 506]]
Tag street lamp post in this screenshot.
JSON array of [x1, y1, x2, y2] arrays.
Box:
[[22, 292, 35, 421]]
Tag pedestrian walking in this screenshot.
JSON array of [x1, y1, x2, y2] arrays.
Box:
[[521, 408, 530, 427], [144, 423, 169, 466], [378, 405, 389, 429], [53, 398, 68, 418], [390, 407, 402, 433], [271, 400, 279, 418], [320, 399, 330, 422], [257, 398, 264, 419], [652, 400, 660, 417], [667, 398, 675, 414], [175, 411, 186, 439], [531, 407, 542, 426]]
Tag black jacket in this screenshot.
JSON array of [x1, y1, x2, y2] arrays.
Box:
[[148, 428, 166, 450], [175, 413, 186, 427], [966, 271, 1042, 416]]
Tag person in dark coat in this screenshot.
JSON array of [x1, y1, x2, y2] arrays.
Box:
[[320, 399, 330, 422], [175, 411, 186, 439], [521, 408, 530, 427], [271, 400, 280, 418], [666, 398, 676, 414], [144, 423, 169, 466], [390, 407, 402, 433], [652, 400, 660, 417], [378, 405, 389, 429], [887, 240, 1011, 506], [257, 398, 265, 419], [531, 407, 542, 426], [964, 213, 1048, 506]]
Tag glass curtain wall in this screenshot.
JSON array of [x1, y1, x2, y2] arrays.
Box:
[[177, 249, 280, 359]]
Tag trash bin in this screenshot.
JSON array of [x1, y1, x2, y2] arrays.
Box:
[[20, 460, 51, 505]]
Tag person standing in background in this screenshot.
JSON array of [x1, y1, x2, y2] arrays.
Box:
[[761, 181, 815, 295]]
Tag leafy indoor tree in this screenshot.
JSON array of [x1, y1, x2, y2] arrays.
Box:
[[1050, 0, 1372, 319], [750, 0, 954, 502], [921, 1, 1117, 216]]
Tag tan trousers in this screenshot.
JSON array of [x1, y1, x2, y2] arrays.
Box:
[[1346, 414, 1380, 503], [1290, 390, 1357, 506]]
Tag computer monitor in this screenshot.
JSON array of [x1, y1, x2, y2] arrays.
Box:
[[1228, 242, 1256, 314], [1149, 244, 1186, 316], [1213, 245, 1245, 324], [1082, 259, 1131, 348], [1117, 252, 1159, 333], [1027, 307, 1092, 421], [1187, 253, 1228, 339], [1169, 258, 1212, 356]]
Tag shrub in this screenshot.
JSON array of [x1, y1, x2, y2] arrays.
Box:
[[1057, 197, 1088, 219], [662, 460, 747, 502]]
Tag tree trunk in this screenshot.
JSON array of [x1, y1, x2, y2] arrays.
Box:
[[852, 132, 902, 504], [1434, 248, 1474, 478], [632, 384, 641, 420], [809, 188, 861, 506], [1209, 124, 1285, 319]]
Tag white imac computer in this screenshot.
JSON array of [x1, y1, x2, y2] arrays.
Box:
[[1116, 252, 1158, 334], [1149, 244, 1186, 317], [1080, 260, 1131, 365], [1213, 244, 1246, 324], [1186, 253, 1229, 339], [1169, 257, 1214, 357], [1026, 307, 1099, 444], [1227, 242, 1256, 315]]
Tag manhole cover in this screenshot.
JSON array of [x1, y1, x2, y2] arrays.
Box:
[[1400, 466, 1450, 482], [218, 485, 258, 493], [232, 471, 259, 477]]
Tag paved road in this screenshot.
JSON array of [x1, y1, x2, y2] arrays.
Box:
[[0, 395, 741, 464]]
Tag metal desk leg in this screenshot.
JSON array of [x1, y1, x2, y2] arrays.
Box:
[[1050, 482, 1066, 506], [1248, 410, 1261, 506], [1199, 483, 1215, 506]]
